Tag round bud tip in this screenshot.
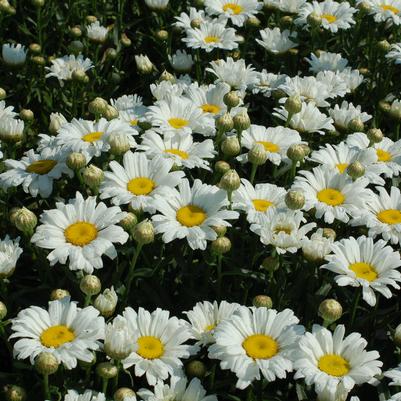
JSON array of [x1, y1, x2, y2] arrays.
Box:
[[377, 40, 391, 53], [221, 135, 241, 157], [114, 388, 136, 401], [35, 352, 59, 375], [284, 95, 302, 115], [13, 207, 37, 234], [82, 164, 104, 189], [285, 190, 305, 210], [261, 256, 280, 272], [211, 236, 232, 254], [133, 219, 155, 244], [96, 362, 118, 379], [347, 161, 365, 179], [4, 385, 27, 401], [307, 12, 322, 27], [19, 109, 34, 123], [0, 301, 7, 320], [219, 169, 241, 192], [347, 118, 364, 133], [223, 91, 240, 109], [287, 144, 306, 162], [0, 87, 6, 100], [120, 212, 138, 232], [318, 299, 343, 324], [367, 128, 383, 144], [71, 69, 88, 83], [88, 97, 108, 115], [121, 33, 132, 47], [104, 105, 119, 121], [216, 113, 234, 132], [214, 160, 231, 175], [322, 228, 336, 241], [253, 295, 273, 308], [155, 29, 168, 41], [233, 110, 251, 132], [50, 289, 70, 301], [80, 275, 101, 296], [159, 70, 175, 83], [66, 152, 87, 170], [186, 360, 207, 379], [211, 225, 227, 237], [394, 323, 401, 347], [248, 143, 268, 166]]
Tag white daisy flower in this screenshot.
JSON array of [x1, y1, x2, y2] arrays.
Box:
[[301, 228, 334, 263], [169, 50, 194, 73], [0, 100, 16, 120], [2, 43, 27, 66], [0, 235, 22, 279], [99, 151, 184, 213], [110, 94, 146, 114], [387, 43, 401, 64], [251, 70, 287, 96], [150, 80, 186, 102], [0, 118, 24, 142], [328, 101, 372, 131], [152, 179, 239, 250], [238, 124, 303, 165], [174, 7, 209, 30], [0, 148, 73, 198], [294, 324, 382, 401], [251, 208, 316, 254], [93, 286, 118, 317], [293, 166, 373, 224], [144, 0, 169, 11], [273, 0, 306, 13], [256, 28, 297, 54], [184, 300, 241, 346], [360, 0, 401, 26], [31, 192, 128, 273], [138, 131, 216, 170], [385, 364, 401, 385], [64, 390, 105, 401], [209, 306, 304, 389], [104, 315, 136, 360], [315, 70, 349, 98], [10, 297, 104, 369], [335, 68, 364, 92], [305, 51, 348, 73], [86, 21, 108, 43], [122, 307, 195, 386]]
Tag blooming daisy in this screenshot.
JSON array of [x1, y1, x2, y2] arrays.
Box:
[[169, 50, 194, 73], [111, 94, 148, 127], [99, 151, 184, 213], [271, 0, 306, 13], [174, 7, 209, 30], [256, 28, 298, 55], [335, 68, 364, 92], [305, 51, 348, 73], [2, 43, 27, 66], [64, 390, 105, 401], [0, 117, 24, 142], [0, 100, 16, 120], [122, 307, 195, 385], [31, 192, 128, 273], [10, 297, 104, 369], [251, 70, 287, 97], [0, 235, 22, 279], [144, 0, 169, 11], [104, 315, 136, 360], [315, 70, 349, 98], [86, 21, 108, 43], [387, 43, 401, 64], [209, 306, 304, 389], [152, 179, 239, 250], [294, 324, 382, 401], [328, 101, 372, 131], [361, 0, 401, 26], [301, 228, 334, 263]]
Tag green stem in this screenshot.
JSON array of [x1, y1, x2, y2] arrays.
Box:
[[216, 255, 223, 301], [84, 294, 91, 307], [349, 290, 361, 327], [43, 374, 50, 399], [102, 377, 109, 394], [250, 163, 258, 184], [123, 243, 143, 306]]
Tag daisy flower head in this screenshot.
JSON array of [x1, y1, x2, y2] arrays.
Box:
[[110, 94, 146, 114], [104, 315, 136, 360], [361, 0, 401, 26], [273, 0, 306, 13], [99, 151, 184, 213], [0, 235, 22, 279], [294, 324, 382, 401], [64, 390, 106, 401], [385, 364, 401, 385], [292, 166, 372, 224], [86, 21, 108, 43], [0, 100, 16, 120], [204, 0, 263, 27], [315, 70, 349, 98], [169, 50, 194, 73], [322, 236, 401, 306], [10, 297, 104, 369], [138, 131, 216, 171], [301, 228, 334, 263], [0, 117, 24, 143], [305, 51, 349, 73], [184, 300, 241, 346], [152, 179, 239, 250], [251, 208, 316, 254], [122, 307, 196, 385], [256, 28, 298, 55], [335, 67, 364, 93], [0, 147, 73, 198], [251, 70, 287, 97], [31, 192, 128, 273], [328, 101, 372, 132], [233, 179, 286, 224], [238, 124, 303, 165], [386, 43, 401, 64], [2, 43, 27, 66], [174, 7, 209, 30], [209, 306, 304, 389]]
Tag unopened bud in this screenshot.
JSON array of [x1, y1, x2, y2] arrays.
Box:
[[82, 164, 104, 188], [31, 55, 45, 66], [378, 39, 391, 53], [253, 295, 273, 308], [247, 16, 261, 28], [114, 388, 136, 401], [13, 207, 37, 234], [133, 219, 155, 244], [280, 15, 293, 28], [211, 236, 231, 254], [285, 95, 302, 115], [348, 118, 364, 133], [94, 287, 118, 317], [394, 323, 401, 347], [119, 212, 138, 232], [69, 40, 84, 55], [0, 87, 6, 100], [35, 352, 59, 375], [285, 190, 305, 210], [221, 135, 241, 157], [104, 105, 119, 121], [50, 289, 70, 301], [347, 161, 365, 179], [70, 26, 82, 38], [80, 275, 101, 296], [66, 152, 87, 170], [379, 100, 391, 113], [214, 160, 231, 175], [86, 15, 97, 24], [287, 143, 306, 162], [307, 12, 322, 27], [186, 360, 207, 379], [155, 29, 168, 41], [190, 18, 202, 29], [248, 143, 268, 165], [318, 299, 343, 324], [322, 228, 336, 241], [233, 110, 251, 132], [216, 113, 234, 132], [219, 169, 241, 192], [159, 70, 175, 82], [0, 301, 7, 320], [261, 256, 279, 272], [4, 385, 27, 401], [88, 97, 108, 116], [223, 91, 240, 109], [121, 33, 131, 47], [19, 109, 34, 123], [29, 43, 41, 54], [31, 0, 45, 7], [96, 362, 118, 379], [367, 128, 383, 144]]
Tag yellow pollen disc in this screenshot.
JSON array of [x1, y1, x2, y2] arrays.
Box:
[[130, 119, 138, 126], [376, 148, 392, 162], [252, 199, 273, 212], [64, 221, 98, 246], [204, 35, 220, 43], [223, 3, 243, 14], [336, 163, 349, 174], [317, 188, 345, 206], [321, 13, 337, 23], [201, 103, 221, 114], [349, 262, 378, 281], [137, 336, 164, 359], [40, 325, 75, 348], [164, 148, 189, 159], [242, 334, 278, 359], [82, 131, 104, 143], [318, 354, 350, 377], [127, 177, 156, 196], [176, 205, 207, 227], [273, 225, 292, 235], [168, 118, 189, 129], [205, 323, 216, 332], [256, 141, 280, 153], [26, 159, 57, 175], [377, 209, 401, 225], [381, 4, 399, 13]]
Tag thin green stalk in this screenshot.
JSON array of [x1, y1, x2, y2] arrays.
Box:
[[102, 377, 109, 394], [349, 290, 361, 327], [250, 163, 258, 184], [43, 374, 50, 399], [216, 254, 223, 301], [123, 243, 143, 306]]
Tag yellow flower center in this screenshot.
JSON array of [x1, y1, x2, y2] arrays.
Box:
[[82, 131, 104, 143], [130, 119, 138, 126], [40, 325, 75, 348], [137, 336, 164, 359], [64, 221, 98, 246], [321, 14, 337, 23], [168, 118, 189, 129], [26, 159, 57, 175], [336, 163, 349, 174], [376, 148, 392, 162], [205, 323, 216, 332], [127, 177, 155, 196], [257, 141, 280, 153], [223, 3, 243, 14], [176, 205, 207, 227], [381, 4, 399, 13], [318, 354, 350, 377], [273, 225, 292, 235], [204, 35, 220, 43], [317, 188, 345, 206], [377, 209, 401, 225], [252, 199, 273, 212], [201, 103, 221, 114], [164, 148, 189, 159], [349, 262, 378, 281], [242, 334, 278, 359]]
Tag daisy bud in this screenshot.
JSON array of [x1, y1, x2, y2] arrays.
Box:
[[135, 54, 154, 74], [280, 15, 293, 28], [378, 100, 391, 113], [0, 301, 7, 320], [367, 128, 383, 144], [111, 72, 122, 84], [133, 219, 155, 244], [347, 161, 365, 180], [285, 95, 302, 115], [0, 87, 6, 100], [190, 18, 202, 29], [155, 29, 168, 41], [322, 228, 336, 241], [248, 143, 268, 165], [287, 143, 305, 162], [223, 91, 240, 109], [159, 70, 175, 83], [82, 164, 104, 189], [13, 207, 37, 234], [114, 388, 136, 401], [88, 97, 108, 116], [35, 352, 59, 376], [94, 287, 118, 317], [211, 225, 227, 237], [186, 360, 207, 379], [119, 212, 138, 232], [79, 353, 96, 368], [104, 105, 119, 121], [216, 113, 234, 132], [0, 0, 10, 12], [69, 40, 84, 56], [230, 50, 241, 60], [31, 0, 45, 7], [29, 43, 41, 54], [221, 135, 241, 157], [318, 299, 343, 324], [358, 67, 369, 76], [86, 15, 97, 24], [246, 16, 261, 28], [4, 385, 27, 401], [96, 362, 118, 379], [285, 190, 305, 210], [120, 33, 131, 47], [31, 55, 45, 66], [105, 48, 118, 61], [358, 1, 371, 12], [288, 48, 298, 57], [393, 323, 401, 347], [307, 12, 322, 27], [233, 110, 251, 133], [50, 289, 70, 301], [214, 160, 231, 175], [19, 109, 34, 123], [194, 0, 204, 6], [261, 256, 279, 272], [105, 316, 135, 360], [347, 118, 364, 133], [253, 295, 273, 309], [66, 152, 87, 170], [219, 169, 241, 192], [272, 89, 287, 100], [80, 275, 101, 296], [70, 26, 82, 38], [211, 236, 232, 254], [299, 143, 311, 157]]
